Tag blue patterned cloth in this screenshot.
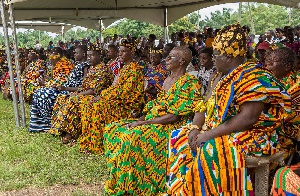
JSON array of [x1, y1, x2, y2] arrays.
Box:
[[28, 61, 89, 132]]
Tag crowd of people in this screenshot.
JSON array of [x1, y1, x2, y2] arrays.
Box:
[[0, 22, 299, 195]]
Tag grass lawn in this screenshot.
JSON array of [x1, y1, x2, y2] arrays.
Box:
[[0, 94, 107, 195]]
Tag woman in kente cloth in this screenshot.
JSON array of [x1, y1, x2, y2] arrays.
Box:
[[144, 48, 169, 103], [21, 49, 47, 103], [103, 46, 204, 195], [49, 45, 114, 143], [265, 47, 300, 196], [164, 23, 291, 196], [79, 39, 145, 154], [28, 46, 89, 132]]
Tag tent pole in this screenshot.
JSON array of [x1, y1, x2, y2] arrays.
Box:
[[8, 2, 26, 127], [0, 0, 20, 128], [164, 7, 169, 43], [99, 19, 102, 46]]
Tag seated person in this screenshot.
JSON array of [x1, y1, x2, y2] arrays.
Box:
[[103, 46, 204, 195], [49, 45, 114, 143], [28, 46, 89, 132], [165, 23, 292, 196], [78, 39, 145, 154]]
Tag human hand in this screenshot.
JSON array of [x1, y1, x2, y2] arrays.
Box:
[[195, 132, 210, 150], [57, 85, 66, 91], [188, 129, 200, 152]]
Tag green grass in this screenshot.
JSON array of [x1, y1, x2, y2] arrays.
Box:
[[0, 93, 107, 193]]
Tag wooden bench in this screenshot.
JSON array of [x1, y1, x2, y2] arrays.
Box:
[[245, 151, 284, 196]]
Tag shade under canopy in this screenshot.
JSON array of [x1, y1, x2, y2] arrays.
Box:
[[4, 0, 299, 30]]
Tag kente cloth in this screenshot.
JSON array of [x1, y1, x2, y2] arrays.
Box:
[[103, 73, 203, 196], [271, 165, 300, 196], [28, 61, 88, 132], [166, 62, 291, 196], [21, 59, 47, 103], [49, 63, 113, 138], [144, 62, 169, 103], [277, 71, 300, 159], [79, 61, 145, 154]]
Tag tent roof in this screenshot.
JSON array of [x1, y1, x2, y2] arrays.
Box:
[[5, 0, 300, 29]]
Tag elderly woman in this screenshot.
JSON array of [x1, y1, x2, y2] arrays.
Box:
[[49, 45, 114, 143], [103, 46, 204, 195], [79, 39, 145, 154], [266, 47, 300, 196], [28, 46, 89, 132]]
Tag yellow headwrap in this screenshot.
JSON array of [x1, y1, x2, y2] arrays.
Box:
[[212, 23, 247, 57], [120, 39, 138, 52]]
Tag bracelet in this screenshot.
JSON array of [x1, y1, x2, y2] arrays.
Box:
[[186, 124, 200, 137]]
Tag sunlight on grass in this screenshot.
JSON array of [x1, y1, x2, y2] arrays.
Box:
[[0, 94, 107, 193]]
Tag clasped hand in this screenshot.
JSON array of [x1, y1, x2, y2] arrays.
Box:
[[188, 129, 210, 152]]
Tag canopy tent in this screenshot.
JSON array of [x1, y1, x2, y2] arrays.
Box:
[[5, 0, 300, 30], [8, 21, 73, 33]]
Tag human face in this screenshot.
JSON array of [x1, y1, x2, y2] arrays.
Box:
[[107, 48, 118, 59], [118, 46, 132, 62], [165, 50, 179, 71], [266, 53, 289, 79], [199, 53, 213, 69], [28, 52, 37, 62], [163, 46, 172, 58], [150, 53, 161, 65], [276, 31, 284, 39], [74, 48, 85, 62], [87, 51, 100, 66], [213, 50, 228, 74]]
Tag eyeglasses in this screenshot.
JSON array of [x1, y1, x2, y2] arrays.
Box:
[[166, 55, 177, 60]]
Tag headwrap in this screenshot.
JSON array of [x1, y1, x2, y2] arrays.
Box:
[[149, 48, 163, 55], [87, 44, 101, 51], [212, 23, 247, 57], [28, 49, 39, 56], [119, 39, 138, 52], [269, 43, 286, 51]]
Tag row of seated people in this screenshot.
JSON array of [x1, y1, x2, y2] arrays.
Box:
[[16, 23, 300, 195]]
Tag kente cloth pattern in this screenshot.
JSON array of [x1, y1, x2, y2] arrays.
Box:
[[164, 82, 216, 196], [271, 165, 300, 196], [103, 73, 203, 196], [28, 61, 87, 132], [277, 71, 300, 158], [79, 61, 145, 154], [45, 57, 75, 87], [21, 59, 47, 103], [49, 63, 114, 137], [144, 62, 169, 103], [167, 62, 291, 196]]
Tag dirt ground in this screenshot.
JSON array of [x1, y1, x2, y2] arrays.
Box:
[[0, 183, 104, 196]]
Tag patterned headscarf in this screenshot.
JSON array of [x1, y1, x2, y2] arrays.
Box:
[[28, 49, 39, 56], [212, 23, 247, 57], [149, 48, 163, 55], [119, 39, 138, 52], [87, 44, 101, 51]]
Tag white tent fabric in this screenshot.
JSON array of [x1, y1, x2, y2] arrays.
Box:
[[5, 0, 300, 29], [12, 22, 73, 33]]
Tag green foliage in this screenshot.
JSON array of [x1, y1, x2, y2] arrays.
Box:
[[0, 94, 107, 193]]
